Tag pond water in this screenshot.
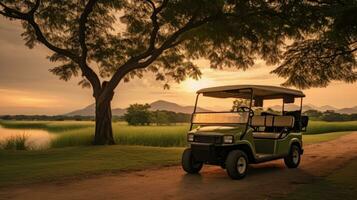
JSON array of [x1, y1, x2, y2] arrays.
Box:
[[0, 126, 55, 150]]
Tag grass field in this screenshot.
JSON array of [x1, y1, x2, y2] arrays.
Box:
[[276, 159, 357, 200], [0, 132, 354, 187], [306, 121, 357, 134], [0, 119, 355, 186], [1, 120, 357, 148], [303, 132, 352, 144], [0, 145, 183, 186], [0, 120, 93, 133]]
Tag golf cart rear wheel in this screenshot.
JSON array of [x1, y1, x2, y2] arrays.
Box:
[[226, 150, 248, 180], [284, 144, 301, 168], [182, 148, 203, 174]]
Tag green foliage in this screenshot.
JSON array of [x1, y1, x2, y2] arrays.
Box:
[[273, 1, 357, 89], [304, 109, 357, 122], [123, 104, 191, 125], [124, 103, 152, 125]]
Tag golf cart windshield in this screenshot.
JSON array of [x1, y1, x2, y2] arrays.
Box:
[[191, 88, 253, 125]]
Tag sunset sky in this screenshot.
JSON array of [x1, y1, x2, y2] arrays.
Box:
[[1, 17, 356, 115]]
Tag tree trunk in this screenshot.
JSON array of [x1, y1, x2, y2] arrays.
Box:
[[93, 82, 115, 145]]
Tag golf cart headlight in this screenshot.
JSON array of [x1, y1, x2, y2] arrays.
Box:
[[187, 134, 194, 142], [223, 135, 234, 144]]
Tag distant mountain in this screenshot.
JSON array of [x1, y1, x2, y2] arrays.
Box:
[[336, 106, 357, 114], [149, 100, 211, 113], [319, 105, 338, 111], [65, 103, 126, 116], [65, 100, 210, 116], [268, 104, 356, 114], [66, 104, 96, 116]]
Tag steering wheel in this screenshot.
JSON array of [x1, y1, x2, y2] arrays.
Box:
[[237, 106, 254, 117]]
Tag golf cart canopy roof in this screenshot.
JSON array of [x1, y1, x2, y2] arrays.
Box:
[[197, 85, 305, 99]]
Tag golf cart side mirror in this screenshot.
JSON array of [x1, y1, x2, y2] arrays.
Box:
[[283, 96, 295, 104], [254, 98, 263, 107]]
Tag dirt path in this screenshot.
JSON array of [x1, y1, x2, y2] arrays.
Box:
[[1, 132, 357, 200]]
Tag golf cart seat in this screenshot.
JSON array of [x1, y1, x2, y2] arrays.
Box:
[[251, 116, 295, 139]]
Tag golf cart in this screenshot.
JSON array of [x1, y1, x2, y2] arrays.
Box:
[[182, 85, 308, 179]]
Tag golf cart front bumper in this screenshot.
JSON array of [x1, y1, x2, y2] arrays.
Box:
[[190, 143, 230, 165]]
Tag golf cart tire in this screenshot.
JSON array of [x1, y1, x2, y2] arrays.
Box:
[[182, 148, 203, 174], [284, 144, 301, 168], [226, 150, 248, 180]]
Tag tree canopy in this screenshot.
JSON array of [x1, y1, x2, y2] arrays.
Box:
[[273, 0, 357, 88], [1, 0, 354, 94]]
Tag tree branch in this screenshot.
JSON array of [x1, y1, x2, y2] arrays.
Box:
[[98, 12, 221, 104], [135, 0, 168, 61], [1, 0, 101, 97], [78, 0, 101, 96], [0, 1, 77, 61]]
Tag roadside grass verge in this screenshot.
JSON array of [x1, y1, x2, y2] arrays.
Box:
[[0, 145, 183, 187], [305, 121, 357, 134], [303, 132, 353, 145], [276, 159, 357, 200]]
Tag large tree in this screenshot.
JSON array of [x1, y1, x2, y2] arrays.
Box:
[[1, 0, 355, 144]]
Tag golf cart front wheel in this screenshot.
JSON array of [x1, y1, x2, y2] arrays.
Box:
[[284, 144, 301, 168], [226, 150, 248, 180], [182, 148, 203, 174]]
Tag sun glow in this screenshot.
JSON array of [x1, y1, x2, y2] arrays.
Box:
[[181, 78, 215, 92]]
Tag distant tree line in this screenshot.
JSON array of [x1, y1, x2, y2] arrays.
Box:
[[303, 110, 357, 122], [124, 104, 191, 125], [0, 115, 122, 121]]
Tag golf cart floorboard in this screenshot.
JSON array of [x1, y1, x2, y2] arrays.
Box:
[[254, 153, 287, 163]]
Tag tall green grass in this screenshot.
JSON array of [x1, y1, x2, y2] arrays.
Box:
[[1, 120, 357, 148], [51, 124, 188, 148], [0, 134, 28, 150]]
